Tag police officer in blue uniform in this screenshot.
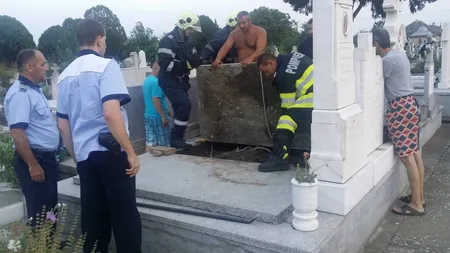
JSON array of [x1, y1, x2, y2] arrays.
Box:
[[56, 19, 141, 253], [201, 12, 239, 64], [158, 11, 203, 149], [4, 49, 60, 225]]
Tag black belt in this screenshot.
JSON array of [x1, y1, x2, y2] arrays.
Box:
[[15, 149, 57, 159]]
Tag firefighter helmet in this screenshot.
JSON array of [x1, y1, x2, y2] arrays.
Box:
[[226, 11, 239, 27], [176, 12, 202, 32]]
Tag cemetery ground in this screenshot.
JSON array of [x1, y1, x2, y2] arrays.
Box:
[[362, 123, 450, 253]]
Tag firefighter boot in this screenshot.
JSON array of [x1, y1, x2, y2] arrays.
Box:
[[171, 139, 192, 150], [258, 135, 291, 172]]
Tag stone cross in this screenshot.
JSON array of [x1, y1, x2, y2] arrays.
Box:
[[438, 23, 450, 89], [291, 46, 298, 53], [383, 0, 406, 51], [138, 50, 148, 68], [130, 52, 139, 70]]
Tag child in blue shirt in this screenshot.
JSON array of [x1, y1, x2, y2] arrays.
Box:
[[143, 61, 172, 151]]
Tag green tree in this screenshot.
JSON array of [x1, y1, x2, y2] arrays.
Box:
[[62, 18, 82, 50], [0, 15, 36, 67], [250, 7, 297, 49], [283, 0, 438, 19], [84, 5, 127, 60], [373, 19, 386, 29], [190, 15, 220, 53], [125, 22, 159, 63], [38, 25, 74, 68]]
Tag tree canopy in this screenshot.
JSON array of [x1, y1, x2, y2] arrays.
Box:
[[0, 15, 36, 67], [84, 5, 127, 60], [38, 25, 74, 68], [125, 22, 159, 63], [250, 7, 298, 51], [283, 0, 438, 19]]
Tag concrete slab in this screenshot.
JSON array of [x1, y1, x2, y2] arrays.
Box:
[[59, 177, 344, 253], [72, 154, 296, 224], [197, 63, 280, 147]]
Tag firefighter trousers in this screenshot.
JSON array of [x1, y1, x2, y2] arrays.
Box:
[[274, 108, 313, 157], [163, 86, 191, 142]]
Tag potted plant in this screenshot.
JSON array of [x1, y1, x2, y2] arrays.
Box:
[[291, 152, 319, 232]]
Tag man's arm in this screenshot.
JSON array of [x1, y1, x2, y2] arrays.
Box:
[[244, 29, 267, 63], [103, 100, 134, 154], [10, 129, 39, 168], [100, 61, 134, 156], [214, 34, 235, 62], [7, 92, 44, 182], [57, 119, 76, 162], [56, 86, 76, 162], [158, 35, 189, 75], [382, 57, 394, 78]]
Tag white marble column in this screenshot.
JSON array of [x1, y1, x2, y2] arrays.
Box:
[[51, 69, 60, 100], [424, 44, 435, 101], [438, 23, 450, 89], [311, 0, 369, 215]]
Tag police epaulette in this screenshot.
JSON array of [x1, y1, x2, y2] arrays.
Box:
[[167, 34, 174, 39], [19, 84, 28, 92]]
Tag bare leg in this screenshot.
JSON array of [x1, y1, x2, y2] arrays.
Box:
[[393, 155, 424, 213], [145, 146, 151, 153], [413, 150, 425, 204]]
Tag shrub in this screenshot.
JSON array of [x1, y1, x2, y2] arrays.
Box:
[[0, 203, 94, 252], [0, 134, 17, 187]]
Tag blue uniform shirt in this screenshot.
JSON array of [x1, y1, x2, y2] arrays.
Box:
[[4, 75, 59, 151], [143, 75, 169, 119], [56, 50, 131, 162]]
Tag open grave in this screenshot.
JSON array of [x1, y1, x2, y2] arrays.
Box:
[[57, 0, 445, 252]]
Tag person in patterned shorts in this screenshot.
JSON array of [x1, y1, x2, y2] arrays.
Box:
[[373, 28, 426, 216]]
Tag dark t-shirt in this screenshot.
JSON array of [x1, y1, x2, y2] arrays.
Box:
[[297, 36, 313, 60]]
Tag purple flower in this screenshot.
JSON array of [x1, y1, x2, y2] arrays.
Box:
[[46, 211, 57, 223]]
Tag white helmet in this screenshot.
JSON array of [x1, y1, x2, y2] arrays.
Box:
[[176, 11, 202, 32], [226, 11, 239, 27]]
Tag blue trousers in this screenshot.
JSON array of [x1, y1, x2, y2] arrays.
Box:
[[77, 151, 142, 253], [163, 86, 191, 143], [14, 150, 58, 226]]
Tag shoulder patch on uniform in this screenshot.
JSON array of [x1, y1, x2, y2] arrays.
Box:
[[19, 84, 28, 92], [167, 34, 174, 39]]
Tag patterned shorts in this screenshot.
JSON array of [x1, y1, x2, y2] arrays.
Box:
[[144, 115, 171, 147], [386, 94, 420, 157]]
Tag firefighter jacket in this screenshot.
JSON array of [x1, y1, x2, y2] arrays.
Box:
[[200, 25, 236, 64], [274, 52, 314, 110], [157, 27, 202, 90]]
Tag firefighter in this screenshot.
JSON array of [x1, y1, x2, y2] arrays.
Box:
[[200, 11, 239, 64], [157, 12, 203, 149], [256, 52, 314, 172]]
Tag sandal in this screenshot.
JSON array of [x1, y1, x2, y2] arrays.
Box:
[[392, 204, 426, 216], [399, 194, 426, 207]]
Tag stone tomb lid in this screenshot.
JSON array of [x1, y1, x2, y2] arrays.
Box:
[[73, 154, 295, 224]]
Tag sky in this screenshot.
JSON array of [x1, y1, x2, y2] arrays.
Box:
[[1, 0, 450, 43]]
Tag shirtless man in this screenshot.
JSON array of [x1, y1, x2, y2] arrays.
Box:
[[212, 11, 267, 68]]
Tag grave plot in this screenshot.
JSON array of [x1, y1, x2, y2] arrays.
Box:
[[196, 63, 311, 150]]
